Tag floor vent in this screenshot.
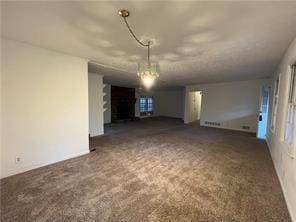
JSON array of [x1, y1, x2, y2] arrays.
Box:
[[204, 121, 221, 126]]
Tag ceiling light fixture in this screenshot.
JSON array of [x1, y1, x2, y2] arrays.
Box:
[[119, 9, 159, 89]]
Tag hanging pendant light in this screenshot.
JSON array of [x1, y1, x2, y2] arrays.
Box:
[[138, 61, 159, 89], [119, 9, 160, 89]]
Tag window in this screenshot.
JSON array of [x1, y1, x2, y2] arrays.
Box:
[[147, 97, 153, 112], [140, 97, 146, 113], [140, 96, 153, 115], [284, 64, 296, 148], [270, 75, 280, 132]]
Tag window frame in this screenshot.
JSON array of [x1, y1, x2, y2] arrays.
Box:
[[139, 95, 154, 116], [270, 74, 281, 133], [283, 64, 296, 153]]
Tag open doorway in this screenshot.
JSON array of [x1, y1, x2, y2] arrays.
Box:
[[257, 86, 270, 139], [188, 91, 202, 123]]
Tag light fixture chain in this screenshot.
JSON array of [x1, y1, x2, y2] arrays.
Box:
[[123, 17, 149, 47], [148, 41, 150, 64]]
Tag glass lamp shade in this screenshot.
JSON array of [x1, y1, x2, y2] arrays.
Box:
[[137, 62, 160, 89]]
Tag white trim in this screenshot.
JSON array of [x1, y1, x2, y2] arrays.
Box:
[[90, 131, 104, 137]]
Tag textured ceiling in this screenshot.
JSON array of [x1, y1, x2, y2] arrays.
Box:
[[1, 1, 296, 89]]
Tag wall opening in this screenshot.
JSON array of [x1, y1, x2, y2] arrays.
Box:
[[188, 91, 202, 123]]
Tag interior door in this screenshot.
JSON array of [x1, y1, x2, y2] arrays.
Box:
[[257, 87, 270, 139]]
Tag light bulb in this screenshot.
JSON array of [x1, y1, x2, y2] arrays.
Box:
[[141, 75, 156, 89]]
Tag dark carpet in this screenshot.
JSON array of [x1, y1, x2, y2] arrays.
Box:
[[0, 117, 291, 221]]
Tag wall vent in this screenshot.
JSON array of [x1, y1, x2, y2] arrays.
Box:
[[242, 125, 250, 130], [204, 121, 221, 126]]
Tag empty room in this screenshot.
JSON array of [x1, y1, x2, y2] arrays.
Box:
[[1, 1, 296, 222]]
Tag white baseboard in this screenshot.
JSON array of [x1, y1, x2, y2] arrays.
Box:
[[89, 130, 104, 137], [200, 123, 256, 134], [266, 138, 296, 222]]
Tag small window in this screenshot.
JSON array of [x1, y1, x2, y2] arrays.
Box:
[[270, 75, 280, 132], [140, 97, 146, 113], [140, 96, 153, 116], [284, 64, 296, 149]]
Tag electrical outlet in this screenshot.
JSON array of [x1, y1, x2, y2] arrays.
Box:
[[15, 156, 21, 164]]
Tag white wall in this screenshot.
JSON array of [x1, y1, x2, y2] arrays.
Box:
[[0, 38, 2, 178], [1, 38, 89, 178], [266, 38, 296, 222], [154, 90, 185, 119], [103, 84, 111, 124], [88, 73, 104, 136], [185, 79, 269, 132], [134, 89, 185, 119]]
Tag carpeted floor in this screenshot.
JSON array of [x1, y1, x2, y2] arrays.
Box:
[[0, 117, 291, 222]]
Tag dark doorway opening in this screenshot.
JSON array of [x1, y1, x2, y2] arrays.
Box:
[[111, 86, 136, 122]]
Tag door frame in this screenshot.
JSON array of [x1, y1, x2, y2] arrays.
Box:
[[187, 90, 203, 123], [256, 86, 270, 139]]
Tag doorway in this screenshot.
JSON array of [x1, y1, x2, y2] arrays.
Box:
[[257, 86, 270, 139], [188, 91, 202, 123]]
